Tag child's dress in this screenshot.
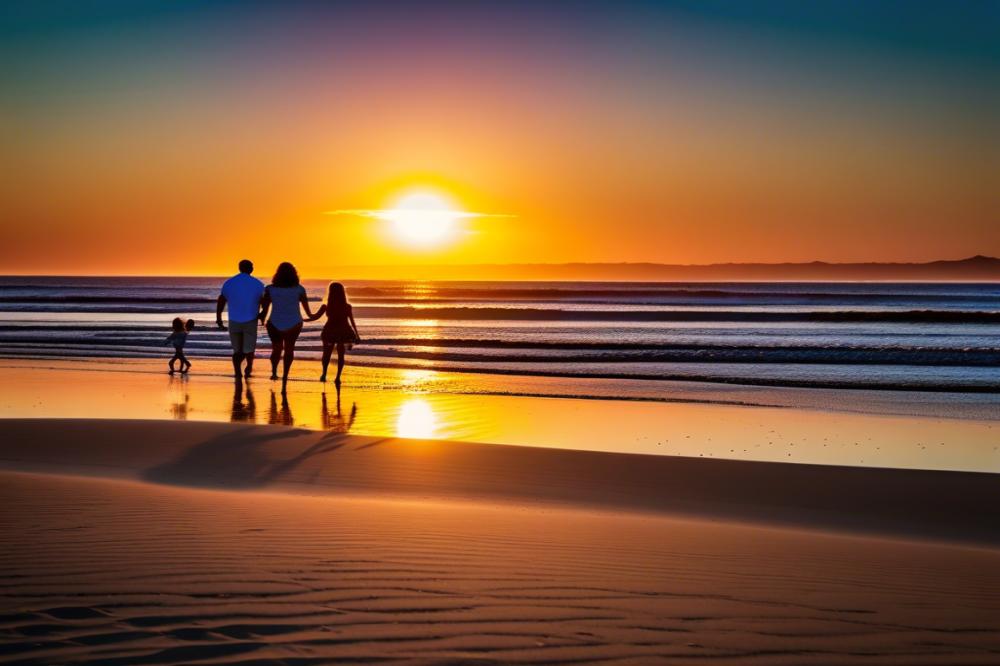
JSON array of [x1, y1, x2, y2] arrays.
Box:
[[321, 305, 359, 348], [166, 331, 188, 351]]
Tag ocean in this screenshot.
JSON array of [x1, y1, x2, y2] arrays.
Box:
[[1, 277, 998, 392]]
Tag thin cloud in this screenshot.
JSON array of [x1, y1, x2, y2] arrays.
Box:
[[325, 209, 515, 220]]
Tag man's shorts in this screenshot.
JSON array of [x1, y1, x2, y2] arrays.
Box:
[[228, 319, 258, 355]]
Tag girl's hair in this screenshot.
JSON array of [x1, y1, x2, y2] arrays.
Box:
[[185, 319, 195, 332], [326, 282, 349, 316], [171, 317, 184, 332], [271, 262, 300, 288]]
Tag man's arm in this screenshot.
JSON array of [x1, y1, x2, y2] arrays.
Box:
[[216, 295, 227, 330]]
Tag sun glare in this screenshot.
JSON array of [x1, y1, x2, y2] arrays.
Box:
[[326, 189, 512, 251], [382, 192, 461, 246]]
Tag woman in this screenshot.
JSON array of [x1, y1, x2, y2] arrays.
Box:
[[308, 282, 361, 386], [258, 262, 317, 393]]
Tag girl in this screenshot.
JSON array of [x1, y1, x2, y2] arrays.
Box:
[[258, 262, 318, 393], [165, 318, 194, 374], [308, 282, 361, 385]]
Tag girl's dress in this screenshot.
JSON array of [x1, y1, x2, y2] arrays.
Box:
[[321, 304, 359, 347]]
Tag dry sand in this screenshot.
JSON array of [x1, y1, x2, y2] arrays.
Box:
[[2, 419, 999, 664]]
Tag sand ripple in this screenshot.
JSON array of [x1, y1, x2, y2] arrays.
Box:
[[3, 472, 1000, 665]]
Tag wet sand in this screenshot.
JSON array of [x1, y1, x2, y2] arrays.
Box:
[[1, 419, 1000, 664], [1, 359, 998, 471]]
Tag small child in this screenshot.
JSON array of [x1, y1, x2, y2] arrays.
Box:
[[166, 318, 195, 374]]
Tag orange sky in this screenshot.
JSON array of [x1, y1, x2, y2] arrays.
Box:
[[1, 2, 997, 276]]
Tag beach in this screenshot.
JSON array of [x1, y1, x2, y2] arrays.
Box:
[[9, 473, 1000, 666], [2, 356, 1000, 663], [3, 418, 1000, 664], [2, 280, 999, 664]]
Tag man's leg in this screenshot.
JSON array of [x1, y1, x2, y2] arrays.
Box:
[[244, 321, 257, 377], [229, 324, 245, 379]]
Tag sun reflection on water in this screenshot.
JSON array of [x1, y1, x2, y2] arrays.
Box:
[[398, 318, 441, 328], [396, 398, 438, 439]]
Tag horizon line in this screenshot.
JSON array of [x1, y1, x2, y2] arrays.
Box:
[[1, 255, 998, 281]]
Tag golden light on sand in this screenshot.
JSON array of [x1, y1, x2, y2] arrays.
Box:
[[396, 398, 438, 439]]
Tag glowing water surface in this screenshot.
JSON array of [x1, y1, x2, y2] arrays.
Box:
[[0, 358, 997, 473]]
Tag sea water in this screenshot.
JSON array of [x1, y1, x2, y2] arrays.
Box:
[[1, 277, 998, 392]]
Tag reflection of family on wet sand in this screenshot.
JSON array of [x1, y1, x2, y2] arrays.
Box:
[[228, 381, 357, 432], [214, 259, 360, 393]]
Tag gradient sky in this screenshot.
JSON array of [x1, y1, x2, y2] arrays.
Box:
[[1, 1, 997, 276]]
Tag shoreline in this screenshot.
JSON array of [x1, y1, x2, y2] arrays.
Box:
[[3, 356, 1000, 420], [3, 350, 1000, 394]]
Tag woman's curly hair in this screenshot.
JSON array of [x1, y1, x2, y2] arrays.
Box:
[[271, 262, 300, 288]]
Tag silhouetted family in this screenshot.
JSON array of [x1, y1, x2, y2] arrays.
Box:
[[167, 259, 360, 392]]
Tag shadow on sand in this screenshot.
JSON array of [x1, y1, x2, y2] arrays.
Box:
[[144, 387, 360, 490]]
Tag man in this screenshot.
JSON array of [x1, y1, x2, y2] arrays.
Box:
[[216, 259, 265, 380]]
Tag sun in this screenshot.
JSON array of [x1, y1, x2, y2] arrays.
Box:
[[381, 192, 463, 246], [326, 190, 513, 250], [325, 190, 513, 250]]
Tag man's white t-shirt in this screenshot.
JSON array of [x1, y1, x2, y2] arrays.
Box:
[[221, 272, 265, 324]]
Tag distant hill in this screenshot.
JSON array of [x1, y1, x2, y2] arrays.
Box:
[[336, 256, 1000, 281]]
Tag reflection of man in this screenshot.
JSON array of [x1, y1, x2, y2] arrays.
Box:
[[217, 259, 265, 380], [231, 384, 256, 423]]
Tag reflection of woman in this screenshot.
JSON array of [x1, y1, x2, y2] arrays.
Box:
[[268, 390, 294, 427], [259, 262, 317, 393], [308, 282, 361, 386]]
